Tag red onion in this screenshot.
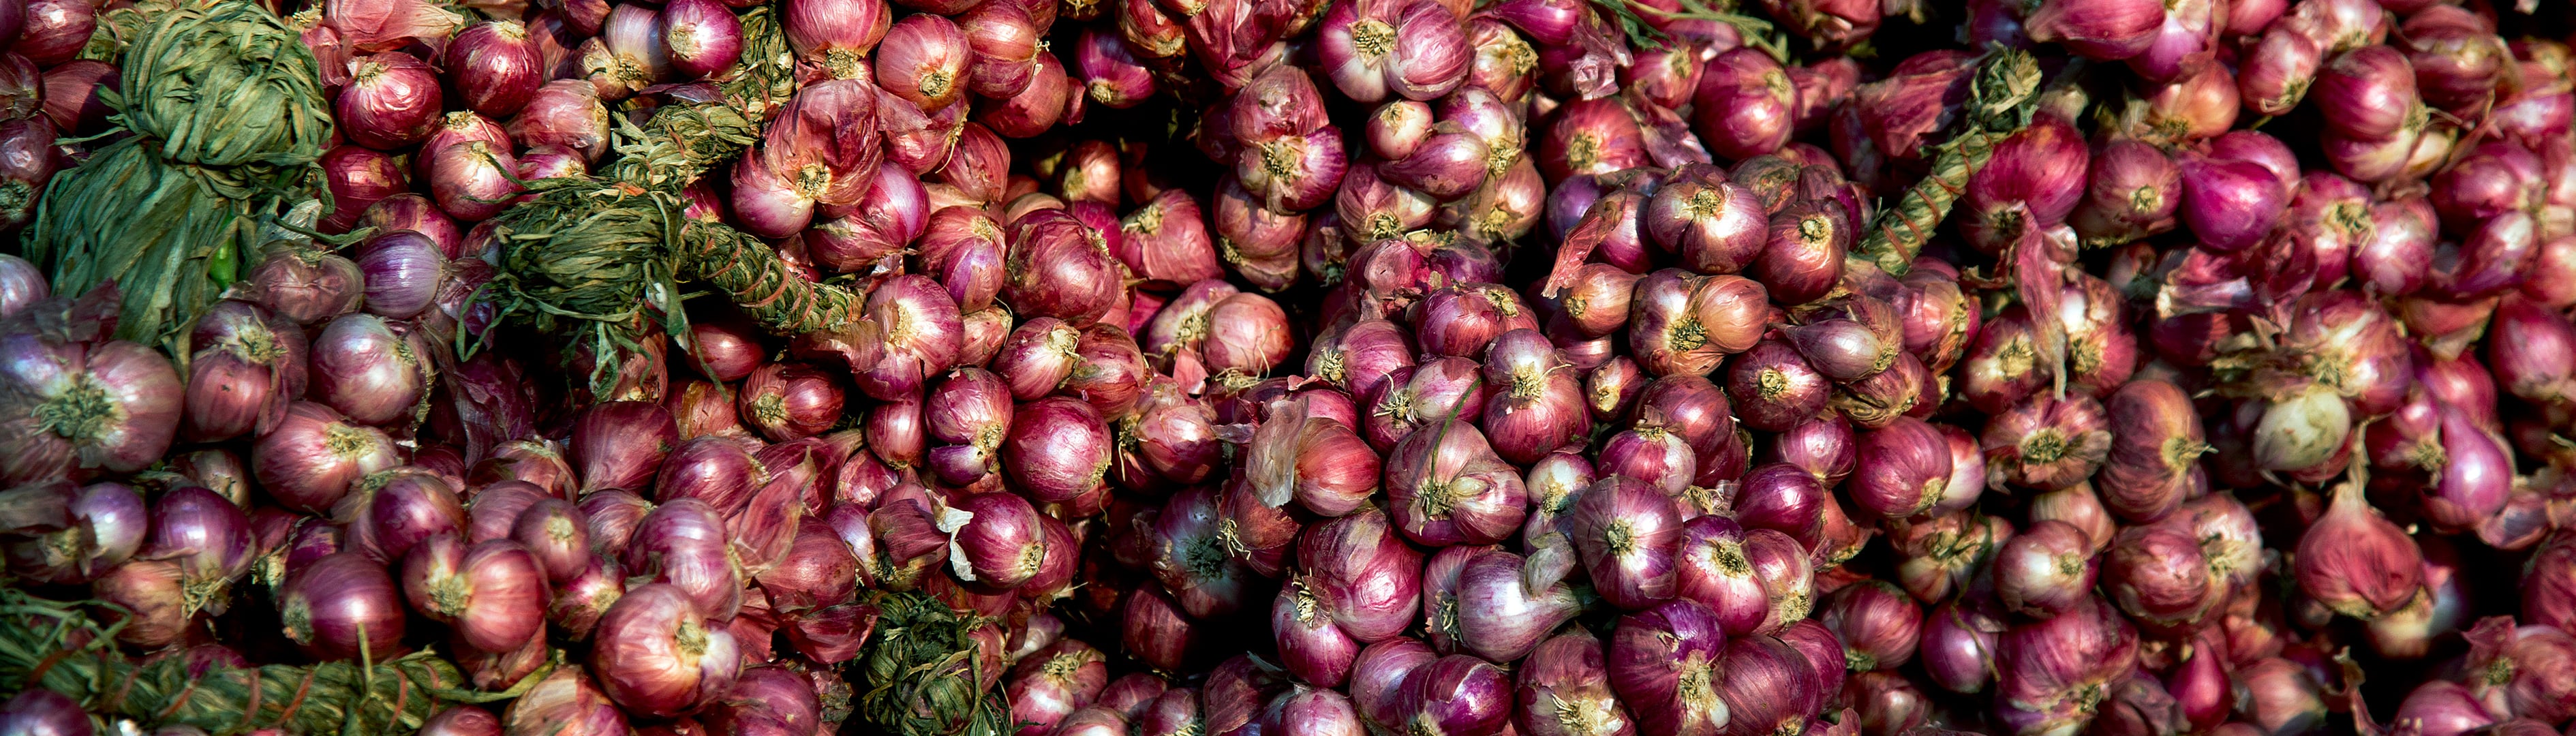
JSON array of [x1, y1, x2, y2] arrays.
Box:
[[502, 496, 589, 584], [623, 498, 742, 618], [1005, 640, 1109, 736], [568, 400, 678, 493], [428, 140, 524, 222], [2392, 681, 2498, 736], [1991, 519, 2098, 619], [2312, 45, 2421, 142], [2294, 480, 2423, 619], [2102, 521, 2223, 636], [2404, 9, 2505, 114], [975, 51, 1073, 138], [1642, 170, 1763, 277], [592, 583, 742, 718], [1821, 579, 1919, 671], [38, 59, 112, 137], [1005, 397, 1113, 503], [551, 556, 628, 642], [945, 491, 1043, 589], [1003, 209, 1124, 325], [1100, 675, 1169, 722], [781, 0, 889, 77], [1317, 0, 1471, 103], [1308, 319, 1418, 401], [923, 0, 1026, 96], [733, 362, 840, 442], [251, 402, 400, 512], [349, 230, 447, 320], [1551, 476, 1678, 611], [179, 301, 303, 444], [657, 0, 741, 79], [1911, 599, 2004, 695], [508, 80, 611, 163], [1073, 27, 1156, 108], [0, 254, 39, 320], [447, 21, 543, 118], [1479, 328, 1589, 465], [249, 244, 365, 328], [1691, 48, 1794, 161], [359, 194, 466, 260], [1666, 515, 1767, 636], [1115, 589, 1200, 675], [403, 535, 547, 652], [876, 12, 973, 112], [1715, 634, 1824, 736], [345, 468, 463, 566], [1385, 420, 1529, 547], [1993, 596, 2141, 735], [503, 669, 629, 736], [339, 52, 444, 150], [1351, 638, 1436, 731], [1279, 576, 1364, 687], [0, 322, 171, 489], [1200, 292, 1293, 378], [2177, 153, 2288, 253], [316, 146, 410, 234], [1721, 339, 1826, 433], [5, 480, 145, 585], [280, 551, 407, 660], [1515, 631, 1634, 736], [1608, 599, 1728, 736], [308, 313, 430, 427], [1539, 97, 1647, 181], [2023, 0, 2164, 60], [91, 559, 189, 648], [1629, 271, 1767, 377], [1980, 393, 2112, 492], [1452, 547, 1582, 662], [1390, 655, 1511, 736], [1301, 508, 1424, 643], [0, 679, 90, 736], [1849, 416, 1953, 520]]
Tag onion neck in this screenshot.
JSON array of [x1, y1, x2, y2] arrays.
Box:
[[1349, 19, 1396, 59], [33, 375, 116, 444]]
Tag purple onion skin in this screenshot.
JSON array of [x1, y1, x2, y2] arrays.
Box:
[[0, 688, 91, 736]]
